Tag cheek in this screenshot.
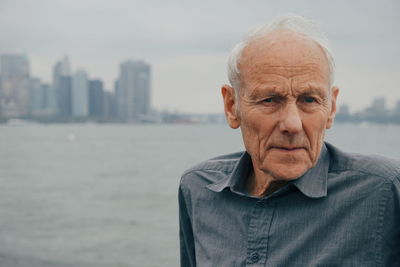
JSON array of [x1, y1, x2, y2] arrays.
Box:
[[241, 111, 274, 139], [304, 116, 328, 160], [240, 119, 260, 151], [240, 111, 276, 157]]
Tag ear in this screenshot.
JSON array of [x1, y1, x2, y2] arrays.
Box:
[[221, 84, 240, 129], [326, 86, 339, 129]]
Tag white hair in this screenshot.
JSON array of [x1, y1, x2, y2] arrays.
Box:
[[227, 15, 335, 96]]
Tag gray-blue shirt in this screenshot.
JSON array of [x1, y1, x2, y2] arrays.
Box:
[[179, 142, 400, 266]]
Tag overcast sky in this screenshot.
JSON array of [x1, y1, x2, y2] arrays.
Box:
[[1, 0, 399, 113]]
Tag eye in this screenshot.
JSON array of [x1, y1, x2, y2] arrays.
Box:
[[261, 95, 283, 104], [263, 97, 274, 103], [304, 97, 316, 103], [299, 96, 318, 104]]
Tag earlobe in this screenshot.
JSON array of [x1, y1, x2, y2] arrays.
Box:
[[221, 84, 240, 129], [326, 86, 339, 129]]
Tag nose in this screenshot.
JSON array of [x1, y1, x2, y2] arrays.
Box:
[[278, 103, 303, 134]]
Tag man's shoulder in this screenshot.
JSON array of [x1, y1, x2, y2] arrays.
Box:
[[180, 151, 244, 189], [326, 142, 400, 183]]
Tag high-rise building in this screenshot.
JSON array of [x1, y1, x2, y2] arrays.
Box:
[[30, 77, 45, 111], [72, 69, 89, 117], [88, 79, 104, 118], [363, 97, 389, 123], [53, 56, 71, 116], [0, 54, 30, 118], [104, 90, 116, 120], [335, 104, 352, 122], [370, 97, 386, 113], [115, 79, 124, 120], [58, 76, 72, 117], [53, 56, 71, 87], [116, 60, 151, 122], [30, 78, 57, 118], [43, 84, 57, 116]]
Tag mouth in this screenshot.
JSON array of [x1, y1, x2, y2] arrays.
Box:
[[270, 146, 306, 152]]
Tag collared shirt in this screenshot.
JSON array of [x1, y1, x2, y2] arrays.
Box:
[[179, 142, 400, 267]]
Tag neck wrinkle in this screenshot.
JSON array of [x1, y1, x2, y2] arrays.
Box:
[[246, 170, 289, 197]]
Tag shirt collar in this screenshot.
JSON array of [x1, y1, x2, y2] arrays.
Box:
[[206, 151, 252, 196], [206, 143, 330, 199], [291, 144, 329, 198]]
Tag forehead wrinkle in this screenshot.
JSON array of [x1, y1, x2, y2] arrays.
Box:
[[302, 86, 329, 98], [241, 64, 327, 93], [250, 63, 323, 78], [247, 84, 292, 100], [239, 31, 331, 89]]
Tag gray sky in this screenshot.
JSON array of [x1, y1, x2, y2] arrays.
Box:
[[1, 0, 399, 113]]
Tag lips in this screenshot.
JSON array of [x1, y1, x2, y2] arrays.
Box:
[[270, 146, 306, 151]]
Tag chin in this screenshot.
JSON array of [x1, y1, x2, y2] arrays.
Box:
[[264, 163, 311, 181]]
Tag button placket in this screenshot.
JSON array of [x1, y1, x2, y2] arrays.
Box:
[[246, 200, 276, 266]]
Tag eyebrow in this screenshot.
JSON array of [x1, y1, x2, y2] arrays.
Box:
[[298, 86, 328, 98], [248, 85, 328, 99], [248, 86, 280, 97]]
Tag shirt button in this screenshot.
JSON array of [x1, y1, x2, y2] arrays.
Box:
[[250, 252, 260, 263]]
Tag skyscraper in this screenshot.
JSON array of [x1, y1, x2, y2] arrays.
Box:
[[88, 79, 104, 118], [0, 54, 30, 118], [103, 90, 116, 120], [53, 56, 71, 116], [58, 76, 72, 117], [30, 77, 45, 113], [53, 56, 71, 86], [72, 69, 89, 117], [116, 60, 151, 122], [30, 78, 57, 118]]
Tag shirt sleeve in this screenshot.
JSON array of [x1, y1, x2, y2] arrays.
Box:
[[179, 185, 196, 267]]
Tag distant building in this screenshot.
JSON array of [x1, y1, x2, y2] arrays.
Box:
[[88, 79, 104, 118], [392, 100, 400, 124], [115, 79, 123, 120], [394, 100, 400, 115], [335, 104, 352, 122], [30, 77, 45, 112], [43, 83, 58, 116], [72, 69, 89, 117], [30, 78, 57, 118], [0, 54, 30, 118], [370, 97, 386, 113], [116, 60, 151, 122], [363, 97, 389, 123], [103, 91, 116, 120], [53, 56, 71, 116], [53, 56, 71, 86], [58, 76, 72, 117]]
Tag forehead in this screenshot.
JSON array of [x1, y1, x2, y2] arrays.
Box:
[[238, 30, 330, 87]]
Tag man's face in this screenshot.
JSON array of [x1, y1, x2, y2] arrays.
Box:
[[223, 30, 338, 181]]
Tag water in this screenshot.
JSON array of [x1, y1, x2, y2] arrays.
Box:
[[0, 123, 399, 267]]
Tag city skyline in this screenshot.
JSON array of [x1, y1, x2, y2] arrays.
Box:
[[0, 53, 152, 122], [2, 52, 400, 124], [1, 0, 399, 113]]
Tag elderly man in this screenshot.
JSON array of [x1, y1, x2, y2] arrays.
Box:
[[179, 15, 400, 266]]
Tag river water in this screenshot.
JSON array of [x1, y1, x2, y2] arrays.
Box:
[[0, 123, 399, 267]]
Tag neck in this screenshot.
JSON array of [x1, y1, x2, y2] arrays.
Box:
[[246, 170, 288, 197]]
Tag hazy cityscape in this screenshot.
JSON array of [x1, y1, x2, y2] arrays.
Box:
[[0, 54, 227, 124], [1, 53, 400, 125]]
